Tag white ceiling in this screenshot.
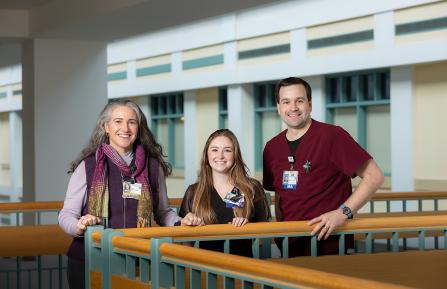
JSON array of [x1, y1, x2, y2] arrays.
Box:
[[1, 0, 282, 42], [0, 0, 50, 10], [0, 0, 282, 67]]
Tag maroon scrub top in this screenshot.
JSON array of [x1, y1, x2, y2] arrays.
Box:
[[263, 119, 372, 222]]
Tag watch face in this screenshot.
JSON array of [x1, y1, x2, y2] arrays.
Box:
[[343, 207, 351, 215], [342, 206, 353, 219]]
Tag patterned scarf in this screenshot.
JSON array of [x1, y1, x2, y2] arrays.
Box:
[[87, 143, 152, 227]]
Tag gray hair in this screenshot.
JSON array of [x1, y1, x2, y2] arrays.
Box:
[[69, 99, 171, 176]]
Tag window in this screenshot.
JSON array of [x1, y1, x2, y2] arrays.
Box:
[[151, 93, 184, 169], [218, 87, 228, 129], [325, 69, 391, 175], [254, 82, 282, 171]]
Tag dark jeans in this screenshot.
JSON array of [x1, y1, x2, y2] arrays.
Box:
[[67, 258, 85, 289]]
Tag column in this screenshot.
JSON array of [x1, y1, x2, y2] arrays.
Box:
[[22, 39, 107, 203], [8, 111, 22, 203], [183, 90, 198, 187], [306, 76, 325, 122], [228, 84, 255, 173], [390, 66, 414, 191]]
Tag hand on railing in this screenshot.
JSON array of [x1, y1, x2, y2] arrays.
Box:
[[76, 214, 101, 235], [308, 209, 348, 241], [230, 217, 248, 227], [180, 212, 205, 226]]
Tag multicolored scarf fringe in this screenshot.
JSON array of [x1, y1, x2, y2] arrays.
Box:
[[87, 143, 152, 227]]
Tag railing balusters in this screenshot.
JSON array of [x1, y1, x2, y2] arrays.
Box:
[[190, 269, 201, 289], [224, 276, 235, 289], [224, 239, 230, 254], [207, 272, 218, 289], [16, 257, 20, 289], [252, 238, 260, 259], [175, 265, 186, 289], [339, 233, 345, 255], [366, 233, 372, 254], [38, 256, 42, 289], [392, 232, 399, 252], [125, 255, 136, 279], [140, 257, 150, 283], [418, 230, 426, 250], [282, 237, 288, 258], [6, 272, 10, 289], [311, 235, 317, 257], [58, 255, 62, 289], [243, 280, 254, 289], [2, 195, 447, 289], [261, 238, 272, 259], [49, 268, 53, 289]]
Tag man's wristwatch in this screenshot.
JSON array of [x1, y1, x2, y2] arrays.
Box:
[[339, 204, 353, 219]]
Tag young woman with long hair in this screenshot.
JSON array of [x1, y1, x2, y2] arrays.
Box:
[[179, 129, 271, 256]]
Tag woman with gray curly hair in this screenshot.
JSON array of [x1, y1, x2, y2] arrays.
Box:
[[58, 99, 200, 289]]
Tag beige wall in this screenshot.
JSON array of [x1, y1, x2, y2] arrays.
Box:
[[166, 176, 186, 198], [414, 60, 447, 190], [196, 88, 219, 167], [166, 87, 219, 198]]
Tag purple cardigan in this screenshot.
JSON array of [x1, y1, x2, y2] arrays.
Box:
[[58, 151, 180, 261]]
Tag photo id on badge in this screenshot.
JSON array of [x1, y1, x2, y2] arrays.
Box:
[[282, 170, 298, 189], [122, 181, 142, 199]]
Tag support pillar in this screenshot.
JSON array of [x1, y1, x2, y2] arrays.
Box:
[[22, 39, 107, 204]]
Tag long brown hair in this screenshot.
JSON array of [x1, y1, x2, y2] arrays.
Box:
[[68, 99, 171, 176], [191, 129, 259, 224]]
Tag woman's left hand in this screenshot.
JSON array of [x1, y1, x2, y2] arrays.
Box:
[[230, 217, 248, 227], [181, 212, 204, 226]]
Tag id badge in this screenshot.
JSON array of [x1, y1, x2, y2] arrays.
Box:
[[282, 170, 298, 189], [223, 188, 244, 208], [122, 181, 142, 199]]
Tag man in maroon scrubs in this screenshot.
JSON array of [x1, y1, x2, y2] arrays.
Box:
[[263, 77, 384, 256]]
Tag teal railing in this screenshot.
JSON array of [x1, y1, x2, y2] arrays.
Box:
[[1, 191, 446, 289], [86, 214, 447, 289], [0, 201, 68, 289]]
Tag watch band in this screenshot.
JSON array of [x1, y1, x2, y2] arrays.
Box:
[[339, 203, 353, 219]]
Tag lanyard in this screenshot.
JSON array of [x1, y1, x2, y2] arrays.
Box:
[[287, 136, 300, 170], [287, 155, 295, 170]]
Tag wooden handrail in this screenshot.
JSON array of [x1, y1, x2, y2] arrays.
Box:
[[371, 191, 447, 200], [169, 198, 182, 207], [268, 191, 447, 203], [0, 199, 181, 213], [3, 214, 442, 258], [1, 191, 446, 213], [0, 201, 64, 212], [0, 224, 72, 257], [111, 236, 152, 256], [159, 243, 409, 289], [108, 215, 447, 240]]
